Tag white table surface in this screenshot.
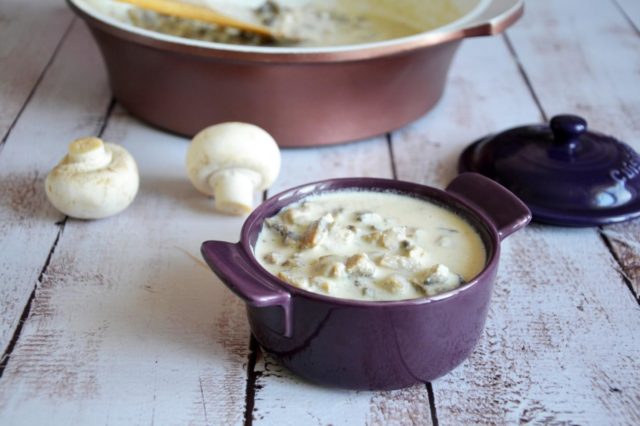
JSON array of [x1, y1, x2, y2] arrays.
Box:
[[1, 0, 639, 424]]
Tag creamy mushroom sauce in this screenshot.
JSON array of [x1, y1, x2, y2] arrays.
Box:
[[254, 190, 486, 301], [85, 0, 462, 47], [127, 1, 428, 46]]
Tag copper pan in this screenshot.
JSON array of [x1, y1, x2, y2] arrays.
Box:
[[68, 0, 523, 147]]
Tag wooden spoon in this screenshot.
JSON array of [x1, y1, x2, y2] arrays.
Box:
[[116, 0, 286, 40]]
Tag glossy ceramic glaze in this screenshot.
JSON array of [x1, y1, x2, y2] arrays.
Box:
[[459, 114, 640, 226], [67, 0, 523, 147], [201, 173, 531, 390]]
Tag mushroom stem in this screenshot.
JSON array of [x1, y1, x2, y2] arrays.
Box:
[[68, 137, 112, 170], [209, 168, 262, 215]]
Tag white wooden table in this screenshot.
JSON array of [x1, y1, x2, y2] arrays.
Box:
[[1, 0, 639, 424]]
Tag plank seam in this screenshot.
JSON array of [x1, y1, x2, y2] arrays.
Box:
[[613, 0, 640, 36], [386, 132, 399, 180], [199, 377, 209, 425], [0, 218, 66, 378], [0, 17, 77, 150], [598, 229, 640, 303], [98, 98, 117, 136], [243, 336, 260, 426], [502, 33, 548, 122], [426, 382, 439, 426]]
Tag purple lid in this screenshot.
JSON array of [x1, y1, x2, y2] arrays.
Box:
[[459, 114, 640, 226]]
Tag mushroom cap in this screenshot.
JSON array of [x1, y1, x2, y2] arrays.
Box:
[[45, 142, 139, 219], [186, 122, 281, 196]]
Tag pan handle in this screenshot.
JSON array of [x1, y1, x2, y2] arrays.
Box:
[[201, 240, 293, 337], [457, 0, 524, 37], [446, 172, 531, 240]]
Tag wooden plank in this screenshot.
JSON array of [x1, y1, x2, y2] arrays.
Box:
[[505, 0, 640, 302], [250, 139, 437, 425], [269, 137, 394, 193], [253, 352, 432, 426], [601, 223, 640, 299], [0, 0, 75, 142], [0, 108, 251, 424], [389, 0, 640, 423], [506, 0, 640, 146], [596, 1, 640, 302], [389, 40, 543, 190], [0, 20, 111, 356], [432, 225, 640, 424]]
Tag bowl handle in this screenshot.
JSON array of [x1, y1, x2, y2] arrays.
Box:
[[201, 240, 293, 337], [446, 172, 531, 240], [457, 0, 524, 37]]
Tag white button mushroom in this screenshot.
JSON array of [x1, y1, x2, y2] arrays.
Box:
[[45, 137, 139, 219], [185, 122, 281, 215]]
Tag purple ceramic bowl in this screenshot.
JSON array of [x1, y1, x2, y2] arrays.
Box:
[[201, 173, 530, 390]]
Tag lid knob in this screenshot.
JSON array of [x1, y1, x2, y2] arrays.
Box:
[[550, 114, 587, 152]]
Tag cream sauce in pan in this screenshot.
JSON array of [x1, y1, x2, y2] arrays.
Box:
[[82, 0, 463, 47], [254, 190, 486, 301]]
